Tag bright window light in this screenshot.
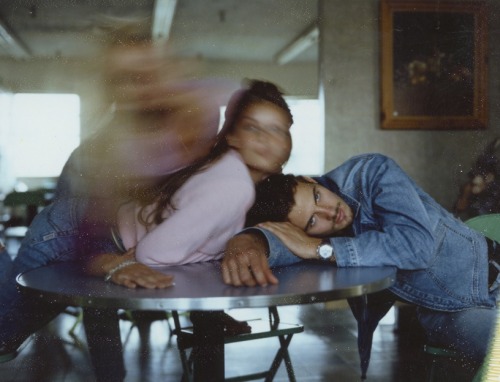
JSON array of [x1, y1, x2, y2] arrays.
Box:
[[283, 98, 324, 176], [8, 93, 80, 178]]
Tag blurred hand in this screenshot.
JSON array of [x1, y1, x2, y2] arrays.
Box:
[[257, 222, 321, 260], [102, 42, 238, 174], [222, 233, 278, 287], [105, 43, 195, 112]]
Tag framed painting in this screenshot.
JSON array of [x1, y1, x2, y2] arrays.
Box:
[[380, 0, 487, 129]]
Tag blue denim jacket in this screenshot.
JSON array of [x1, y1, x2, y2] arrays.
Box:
[[247, 153, 496, 377], [254, 153, 495, 311]]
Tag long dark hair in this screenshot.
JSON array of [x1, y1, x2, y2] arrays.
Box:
[[134, 79, 294, 228]]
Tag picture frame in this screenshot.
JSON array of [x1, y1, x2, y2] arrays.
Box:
[[380, 0, 487, 129]]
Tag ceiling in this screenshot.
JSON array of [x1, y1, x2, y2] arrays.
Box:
[[0, 0, 319, 64]]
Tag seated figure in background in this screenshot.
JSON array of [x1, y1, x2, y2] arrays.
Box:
[[454, 137, 500, 220]]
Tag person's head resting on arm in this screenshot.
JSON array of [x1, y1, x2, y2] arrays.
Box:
[[246, 174, 354, 237]]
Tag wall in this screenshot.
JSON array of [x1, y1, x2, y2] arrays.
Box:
[[2, 0, 499, 210], [319, 0, 500, 209], [0, 56, 317, 137], [0, 53, 317, 191], [0, 56, 108, 140]]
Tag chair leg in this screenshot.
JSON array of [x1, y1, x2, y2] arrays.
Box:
[[171, 311, 194, 382], [264, 333, 296, 382], [68, 308, 83, 336], [426, 357, 437, 382], [282, 340, 297, 382]]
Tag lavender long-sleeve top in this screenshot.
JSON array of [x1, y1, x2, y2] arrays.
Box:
[[117, 150, 255, 266]]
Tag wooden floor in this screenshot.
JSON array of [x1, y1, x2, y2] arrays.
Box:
[[0, 303, 478, 381]]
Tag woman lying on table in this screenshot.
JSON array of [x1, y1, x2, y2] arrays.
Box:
[[86, 79, 294, 333]]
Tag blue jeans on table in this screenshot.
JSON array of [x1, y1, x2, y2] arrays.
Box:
[[0, 196, 116, 349]]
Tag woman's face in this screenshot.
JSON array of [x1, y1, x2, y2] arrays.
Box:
[[227, 101, 292, 181]]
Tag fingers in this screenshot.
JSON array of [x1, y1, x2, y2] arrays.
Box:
[[222, 256, 255, 287], [222, 252, 277, 287], [222, 233, 278, 287], [259, 256, 279, 285], [247, 254, 278, 286], [113, 264, 175, 289]]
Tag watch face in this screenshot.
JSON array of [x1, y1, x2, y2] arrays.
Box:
[[319, 244, 333, 259]]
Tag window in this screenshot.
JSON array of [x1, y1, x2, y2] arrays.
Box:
[[283, 98, 324, 176], [4, 93, 80, 179]]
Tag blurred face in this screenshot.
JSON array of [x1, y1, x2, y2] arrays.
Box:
[[288, 180, 353, 237], [227, 101, 292, 181]]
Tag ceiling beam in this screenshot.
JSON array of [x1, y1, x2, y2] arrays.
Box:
[[274, 22, 318, 65], [152, 0, 178, 42], [0, 17, 31, 58]]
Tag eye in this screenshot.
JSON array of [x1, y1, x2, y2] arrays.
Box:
[[308, 215, 317, 228], [314, 190, 320, 203], [269, 125, 290, 138], [242, 123, 258, 131]]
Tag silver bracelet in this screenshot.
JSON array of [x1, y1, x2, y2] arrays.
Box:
[[104, 260, 138, 282]]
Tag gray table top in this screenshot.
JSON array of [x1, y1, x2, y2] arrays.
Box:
[[17, 261, 396, 311]]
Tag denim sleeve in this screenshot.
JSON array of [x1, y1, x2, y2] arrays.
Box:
[[239, 227, 303, 267]]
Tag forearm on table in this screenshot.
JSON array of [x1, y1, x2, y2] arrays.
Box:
[[242, 227, 302, 267]]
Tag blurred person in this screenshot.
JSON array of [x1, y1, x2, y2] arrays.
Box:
[[0, 18, 256, 362], [86, 78, 293, 341], [0, 75, 293, 364]]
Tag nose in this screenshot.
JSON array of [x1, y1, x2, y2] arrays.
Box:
[[317, 206, 335, 220], [255, 128, 269, 142]]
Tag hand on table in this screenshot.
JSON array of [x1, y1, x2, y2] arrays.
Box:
[[86, 247, 174, 289], [256, 222, 321, 260], [110, 262, 174, 289], [222, 233, 278, 287]]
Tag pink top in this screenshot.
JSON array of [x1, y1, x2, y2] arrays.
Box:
[[116, 150, 255, 266]]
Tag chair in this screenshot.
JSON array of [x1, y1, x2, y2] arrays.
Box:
[[1, 188, 54, 257], [172, 307, 304, 382], [423, 214, 500, 381], [2, 188, 54, 227], [464, 213, 500, 242]]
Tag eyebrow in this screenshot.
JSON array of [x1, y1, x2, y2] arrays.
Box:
[[304, 185, 317, 232]]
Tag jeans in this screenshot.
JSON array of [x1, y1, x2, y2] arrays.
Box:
[[0, 197, 116, 348], [417, 305, 499, 368]]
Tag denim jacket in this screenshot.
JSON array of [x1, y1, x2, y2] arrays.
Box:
[[255, 153, 495, 310], [247, 153, 497, 376]]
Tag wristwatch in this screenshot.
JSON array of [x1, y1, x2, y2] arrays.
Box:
[[316, 238, 335, 262]]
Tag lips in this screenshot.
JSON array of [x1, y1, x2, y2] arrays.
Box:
[[335, 206, 344, 225]]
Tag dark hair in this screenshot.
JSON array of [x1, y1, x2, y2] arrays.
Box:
[[220, 79, 293, 136], [135, 79, 293, 227], [246, 173, 309, 227]]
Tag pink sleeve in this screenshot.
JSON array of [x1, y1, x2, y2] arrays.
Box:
[[134, 175, 255, 266]]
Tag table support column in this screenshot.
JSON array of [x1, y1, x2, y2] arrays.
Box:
[[83, 308, 125, 382], [191, 310, 225, 382]]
